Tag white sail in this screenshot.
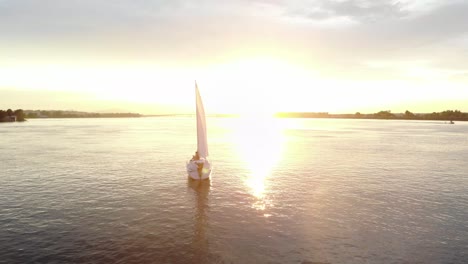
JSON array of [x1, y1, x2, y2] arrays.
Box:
[[187, 81, 212, 180], [195, 82, 209, 159]]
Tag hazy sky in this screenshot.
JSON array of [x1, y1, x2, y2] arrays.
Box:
[[1, 0, 468, 114]]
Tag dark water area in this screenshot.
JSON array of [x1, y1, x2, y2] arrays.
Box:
[[1, 118, 467, 263]]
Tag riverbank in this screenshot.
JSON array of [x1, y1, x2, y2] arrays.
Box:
[[24, 110, 141, 119], [275, 110, 468, 122], [0, 109, 25, 122], [1, 109, 142, 122]]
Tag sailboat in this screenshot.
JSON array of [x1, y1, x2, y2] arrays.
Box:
[[187, 82, 212, 180]]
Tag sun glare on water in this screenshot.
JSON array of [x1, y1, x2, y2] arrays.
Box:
[[232, 116, 285, 212]]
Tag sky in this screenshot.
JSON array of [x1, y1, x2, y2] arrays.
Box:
[[1, 0, 468, 114]]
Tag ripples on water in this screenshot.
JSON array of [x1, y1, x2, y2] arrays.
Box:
[[1, 118, 467, 263]]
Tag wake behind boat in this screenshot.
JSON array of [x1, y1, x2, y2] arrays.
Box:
[[187, 82, 212, 180]]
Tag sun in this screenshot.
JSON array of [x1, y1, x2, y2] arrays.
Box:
[[201, 56, 321, 115]]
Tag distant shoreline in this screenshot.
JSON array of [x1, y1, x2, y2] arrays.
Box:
[[143, 111, 468, 122], [26, 114, 142, 119], [0, 109, 26, 122], [3, 109, 467, 122], [24, 110, 141, 119], [0, 109, 141, 122], [274, 110, 468, 122]]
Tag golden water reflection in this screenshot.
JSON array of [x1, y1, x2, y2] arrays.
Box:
[[187, 179, 211, 262], [233, 116, 285, 213]]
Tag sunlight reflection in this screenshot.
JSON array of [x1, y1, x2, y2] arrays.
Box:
[[233, 116, 285, 211]]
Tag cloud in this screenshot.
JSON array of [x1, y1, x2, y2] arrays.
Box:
[[0, 0, 263, 38], [1, 0, 468, 82], [283, 0, 408, 22], [265, 0, 468, 81], [0, 0, 163, 36]]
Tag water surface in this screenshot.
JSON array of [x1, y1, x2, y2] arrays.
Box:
[[1, 118, 467, 263]]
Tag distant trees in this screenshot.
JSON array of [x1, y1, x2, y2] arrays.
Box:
[[440, 110, 462, 121], [22, 110, 141, 119], [404, 110, 416, 119], [0, 108, 26, 122], [2, 109, 144, 122], [421, 110, 466, 121], [275, 109, 468, 121], [26, 112, 37, 118], [372, 109, 468, 121], [14, 109, 26, 121], [350, 109, 467, 121], [373, 110, 395, 119]]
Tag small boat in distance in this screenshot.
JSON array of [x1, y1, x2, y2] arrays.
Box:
[[187, 82, 212, 180]]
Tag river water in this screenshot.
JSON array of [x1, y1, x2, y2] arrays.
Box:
[[1, 117, 467, 263]]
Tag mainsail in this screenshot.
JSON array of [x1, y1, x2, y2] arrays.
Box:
[[195, 82, 209, 158]]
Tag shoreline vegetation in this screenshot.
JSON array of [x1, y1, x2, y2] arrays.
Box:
[[2, 109, 467, 122], [275, 110, 468, 122], [0, 109, 26, 122], [0, 109, 141, 122], [143, 110, 468, 122]]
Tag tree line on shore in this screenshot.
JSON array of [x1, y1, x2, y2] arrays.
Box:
[[275, 110, 468, 121], [0, 109, 141, 122], [3, 108, 467, 122], [24, 110, 141, 118], [0, 109, 26, 122]]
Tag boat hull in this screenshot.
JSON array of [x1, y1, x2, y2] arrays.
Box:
[[187, 159, 212, 180]]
